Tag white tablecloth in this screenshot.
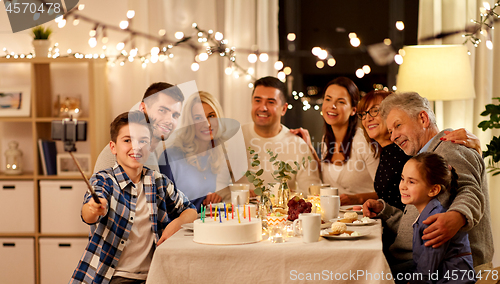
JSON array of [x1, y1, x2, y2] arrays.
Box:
[[146, 220, 395, 284]]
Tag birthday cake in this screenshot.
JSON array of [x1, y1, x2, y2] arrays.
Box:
[[193, 217, 262, 245]]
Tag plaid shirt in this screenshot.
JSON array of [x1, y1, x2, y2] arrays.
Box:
[[70, 163, 194, 284]]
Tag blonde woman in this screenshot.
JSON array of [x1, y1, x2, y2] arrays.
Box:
[[167, 91, 229, 211]]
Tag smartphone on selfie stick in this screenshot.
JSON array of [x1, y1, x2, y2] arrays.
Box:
[[51, 117, 101, 204]]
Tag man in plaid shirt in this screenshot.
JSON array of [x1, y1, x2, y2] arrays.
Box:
[[70, 111, 197, 284]]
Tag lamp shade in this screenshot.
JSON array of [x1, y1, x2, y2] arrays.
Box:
[[396, 45, 476, 101]]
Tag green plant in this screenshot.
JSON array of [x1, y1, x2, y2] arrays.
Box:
[[478, 97, 500, 176], [244, 147, 310, 195], [32, 25, 52, 40]]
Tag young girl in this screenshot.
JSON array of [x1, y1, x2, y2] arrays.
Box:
[[400, 152, 475, 284]]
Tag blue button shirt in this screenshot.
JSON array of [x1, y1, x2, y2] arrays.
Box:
[[411, 198, 476, 283], [70, 163, 195, 284]]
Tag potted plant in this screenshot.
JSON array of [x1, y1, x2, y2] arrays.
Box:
[[31, 25, 52, 57], [245, 148, 309, 210], [478, 97, 500, 176]]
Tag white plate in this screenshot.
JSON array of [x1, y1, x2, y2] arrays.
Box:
[[339, 205, 363, 214], [330, 217, 376, 226], [320, 229, 370, 240], [181, 223, 193, 231], [321, 221, 332, 229]]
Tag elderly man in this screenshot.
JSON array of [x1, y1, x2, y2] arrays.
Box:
[[241, 76, 321, 196], [364, 92, 493, 274]]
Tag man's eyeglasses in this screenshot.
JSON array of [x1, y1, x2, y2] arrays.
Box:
[[358, 107, 380, 120]]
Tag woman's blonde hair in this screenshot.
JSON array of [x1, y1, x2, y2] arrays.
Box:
[[173, 91, 225, 174]]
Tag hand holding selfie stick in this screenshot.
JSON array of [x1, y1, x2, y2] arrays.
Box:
[[52, 117, 101, 204]]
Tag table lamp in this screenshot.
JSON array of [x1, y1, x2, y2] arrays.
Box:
[[396, 45, 476, 129]]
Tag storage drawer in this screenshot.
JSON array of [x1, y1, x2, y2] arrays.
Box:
[[39, 237, 88, 284], [40, 180, 89, 234], [0, 181, 35, 233], [0, 238, 35, 284]]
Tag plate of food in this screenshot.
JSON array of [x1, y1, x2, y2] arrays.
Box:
[[320, 228, 370, 240], [181, 223, 194, 231], [321, 221, 332, 229], [339, 205, 363, 214], [330, 216, 376, 226]]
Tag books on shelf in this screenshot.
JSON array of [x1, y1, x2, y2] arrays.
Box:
[[38, 139, 57, 175]]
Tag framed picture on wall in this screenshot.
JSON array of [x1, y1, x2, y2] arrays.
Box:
[[0, 87, 31, 117], [56, 153, 91, 176]]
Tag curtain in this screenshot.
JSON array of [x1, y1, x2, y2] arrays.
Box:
[[418, 0, 499, 267]]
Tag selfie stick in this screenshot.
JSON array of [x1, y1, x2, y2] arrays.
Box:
[[68, 151, 101, 204]]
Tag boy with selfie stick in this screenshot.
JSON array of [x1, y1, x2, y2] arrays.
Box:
[[70, 111, 196, 284]]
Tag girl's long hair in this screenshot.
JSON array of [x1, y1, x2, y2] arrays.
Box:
[[411, 152, 458, 201]]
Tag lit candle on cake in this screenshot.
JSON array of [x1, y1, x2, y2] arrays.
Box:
[[237, 207, 240, 223], [224, 203, 227, 219], [249, 207, 251, 222], [232, 203, 234, 219], [244, 204, 246, 219], [214, 206, 218, 221], [219, 207, 222, 223], [210, 203, 212, 218]]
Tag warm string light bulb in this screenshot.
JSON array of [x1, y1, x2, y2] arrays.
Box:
[[191, 62, 200, 71], [274, 61, 284, 70], [394, 54, 403, 65], [395, 21, 405, 31], [486, 40, 493, 50], [127, 10, 135, 19], [327, 58, 336, 67], [214, 32, 224, 41], [277, 71, 286, 81], [198, 52, 208, 61], [355, 68, 364, 78], [88, 37, 97, 48], [350, 37, 361, 47], [248, 53, 257, 63], [259, 53, 269, 62], [116, 42, 125, 51], [119, 21, 129, 29], [311, 47, 321, 56], [175, 32, 184, 39], [318, 49, 328, 60], [58, 18, 66, 28]]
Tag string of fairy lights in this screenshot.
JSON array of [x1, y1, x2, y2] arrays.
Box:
[[463, 0, 500, 49], [1, 2, 498, 111]]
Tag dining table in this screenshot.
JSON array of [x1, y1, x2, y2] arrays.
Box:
[[146, 218, 396, 284]]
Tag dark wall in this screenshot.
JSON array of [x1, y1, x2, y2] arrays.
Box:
[[278, 0, 419, 142]]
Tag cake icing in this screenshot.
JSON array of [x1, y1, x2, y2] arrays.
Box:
[[193, 218, 262, 245]]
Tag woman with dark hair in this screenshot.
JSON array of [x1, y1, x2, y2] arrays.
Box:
[[292, 77, 379, 205]]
